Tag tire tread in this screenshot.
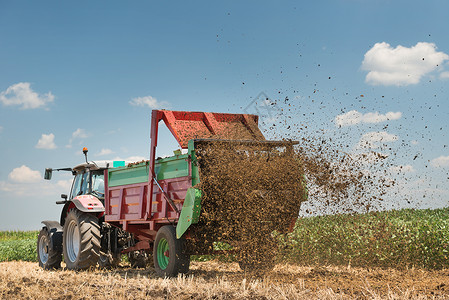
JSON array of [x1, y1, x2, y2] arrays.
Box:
[[63, 209, 100, 270], [37, 228, 62, 270]]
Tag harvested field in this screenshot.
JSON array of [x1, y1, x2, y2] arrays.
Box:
[[1, 261, 448, 299]]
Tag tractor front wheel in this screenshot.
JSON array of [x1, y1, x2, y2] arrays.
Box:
[[63, 209, 101, 270], [37, 228, 62, 269], [153, 226, 190, 277]]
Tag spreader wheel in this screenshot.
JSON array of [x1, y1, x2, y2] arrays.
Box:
[[37, 228, 62, 269], [153, 226, 190, 277], [63, 209, 101, 270]]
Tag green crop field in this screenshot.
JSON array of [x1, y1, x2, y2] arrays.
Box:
[[0, 230, 38, 262], [1, 208, 449, 270], [279, 207, 449, 270]]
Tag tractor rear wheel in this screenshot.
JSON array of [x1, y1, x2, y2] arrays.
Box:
[[37, 228, 62, 269], [63, 209, 101, 270], [153, 226, 190, 277]]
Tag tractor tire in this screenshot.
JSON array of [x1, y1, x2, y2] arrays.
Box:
[[63, 209, 101, 270], [153, 226, 190, 277], [37, 228, 62, 269]]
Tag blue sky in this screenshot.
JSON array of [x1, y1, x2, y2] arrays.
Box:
[[0, 0, 448, 230]]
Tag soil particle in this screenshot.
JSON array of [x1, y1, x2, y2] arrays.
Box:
[[189, 132, 388, 271], [192, 140, 306, 269]]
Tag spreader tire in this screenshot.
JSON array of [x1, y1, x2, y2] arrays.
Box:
[[37, 228, 62, 269], [63, 209, 101, 270], [153, 226, 190, 277]]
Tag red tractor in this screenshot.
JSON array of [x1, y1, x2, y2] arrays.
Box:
[[38, 149, 137, 269]]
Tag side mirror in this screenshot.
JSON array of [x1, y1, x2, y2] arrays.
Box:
[[44, 168, 52, 180], [61, 194, 68, 200]]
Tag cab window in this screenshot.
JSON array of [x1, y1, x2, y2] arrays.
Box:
[[70, 173, 83, 199], [80, 172, 89, 195], [91, 171, 105, 197]]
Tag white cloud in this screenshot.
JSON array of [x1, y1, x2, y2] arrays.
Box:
[[130, 96, 170, 109], [0, 181, 14, 193], [362, 42, 449, 86], [8, 165, 41, 183], [98, 148, 113, 156], [54, 179, 72, 192], [356, 131, 398, 150], [363, 111, 402, 123], [36, 133, 57, 149], [0, 82, 54, 109], [1, 172, 72, 196], [431, 155, 449, 168], [71, 128, 88, 139], [440, 71, 449, 79], [335, 110, 361, 126], [66, 128, 88, 148], [335, 110, 402, 127], [389, 165, 415, 174]]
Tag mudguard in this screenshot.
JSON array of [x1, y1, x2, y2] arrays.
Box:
[[72, 194, 105, 213], [41, 220, 63, 252], [176, 187, 202, 239]]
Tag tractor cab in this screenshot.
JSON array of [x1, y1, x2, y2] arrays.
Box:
[[44, 148, 125, 204], [70, 163, 107, 200]]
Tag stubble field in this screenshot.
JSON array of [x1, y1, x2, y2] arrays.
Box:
[[1, 260, 449, 299]]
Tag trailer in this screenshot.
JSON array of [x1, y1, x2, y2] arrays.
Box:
[[38, 110, 307, 276]]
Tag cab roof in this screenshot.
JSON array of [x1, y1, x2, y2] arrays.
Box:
[[72, 161, 111, 172]]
